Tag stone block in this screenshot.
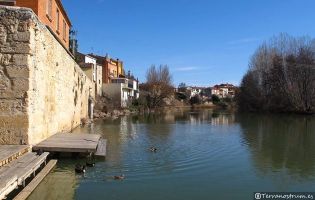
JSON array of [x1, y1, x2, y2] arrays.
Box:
[[18, 21, 30, 32], [0, 34, 6, 45], [12, 54, 28, 66], [11, 77, 29, 90], [0, 54, 12, 66], [0, 126, 28, 145], [0, 99, 27, 115], [0, 43, 30, 54], [6, 64, 29, 78], [0, 115, 28, 128], [0, 69, 11, 91], [13, 31, 30, 42]]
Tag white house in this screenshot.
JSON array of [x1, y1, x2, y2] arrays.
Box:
[[77, 52, 103, 97], [102, 77, 139, 107], [211, 84, 236, 98]]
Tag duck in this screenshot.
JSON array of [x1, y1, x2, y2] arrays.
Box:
[[86, 154, 95, 167], [86, 160, 95, 167], [113, 174, 125, 180], [36, 149, 43, 156], [75, 164, 86, 174], [149, 147, 157, 152]]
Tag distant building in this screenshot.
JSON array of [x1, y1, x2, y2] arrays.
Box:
[[0, 0, 72, 50], [103, 77, 139, 107], [88, 54, 124, 84], [76, 52, 102, 96], [185, 86, 211, 99], [95, 64, 103, 96], [88, 54, 139, 107], [211, 83, 236, 98]]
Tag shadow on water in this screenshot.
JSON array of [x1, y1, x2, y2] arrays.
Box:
[[237, 113, 315, 179]]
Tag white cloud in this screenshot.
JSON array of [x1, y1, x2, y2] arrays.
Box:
[[227, 37, 261, 45], [173, 67, 199, 72]]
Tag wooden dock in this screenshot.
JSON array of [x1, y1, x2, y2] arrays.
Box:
[[0, 148, 49, 200], [0, 145, 30, 168], [13, 160, 57, 200], [33, 133, 107, 157]]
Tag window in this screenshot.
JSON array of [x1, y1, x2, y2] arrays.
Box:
[[0, 0, 15, 6], [56, 9, 60, 32], [63, 20, 66, 40], [46, 0, 52, 19]]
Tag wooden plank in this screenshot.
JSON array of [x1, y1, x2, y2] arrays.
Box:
[[0, 152, 49, 199], [0, 179, 18, 200], [13, 160, 57, 200], [33, 133, 101, 153], [0, 153, 37, 176], [17, 153, 49, 185], [95, 139, 107, 157], [0, 145, 30, 168], [0, 153, 38, 190]]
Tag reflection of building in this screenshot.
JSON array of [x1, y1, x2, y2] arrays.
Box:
[[0, 0, 72, 50], [211, 83, 236, 98], [210, 113, 235, 125]]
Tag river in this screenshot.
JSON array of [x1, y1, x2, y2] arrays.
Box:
[[28, 109, 315, 200]]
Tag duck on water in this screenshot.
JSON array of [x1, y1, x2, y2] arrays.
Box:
[[75, 164, 86, 174]]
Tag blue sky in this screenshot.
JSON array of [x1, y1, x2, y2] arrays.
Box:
[[62, 0, 315, 87]]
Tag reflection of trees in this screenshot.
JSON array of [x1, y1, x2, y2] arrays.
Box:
[[238, 113, 315, 178], [137, 113, 174, 141]]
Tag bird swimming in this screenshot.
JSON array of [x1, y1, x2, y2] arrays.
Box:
[[75, 164, 86, 174], [86, 160, 95, 167], [86, 155, 95, 167], [149, 147, 157, 152], [113, 174, 125, 180]]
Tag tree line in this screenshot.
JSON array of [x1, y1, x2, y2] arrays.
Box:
[[237, 33, 315, 114]]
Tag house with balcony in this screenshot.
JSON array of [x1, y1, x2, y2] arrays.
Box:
[[88, 53, 139, 107], [0, 0, 72, 50], [103, 76, 139, 107]]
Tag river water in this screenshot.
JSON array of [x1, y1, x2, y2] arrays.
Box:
[[28, 109, 315, 200]]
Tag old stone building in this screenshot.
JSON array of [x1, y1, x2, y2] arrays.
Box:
[[0, 6, 94, 145]]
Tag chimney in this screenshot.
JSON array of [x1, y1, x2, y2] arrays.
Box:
[[128, 70, 131, 78]]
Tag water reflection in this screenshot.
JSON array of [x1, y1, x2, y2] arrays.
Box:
[[238, 113, 315, 179], [210, 112, 235, 126], [28, 160, 79, 200], [27, 110, 315, 200]]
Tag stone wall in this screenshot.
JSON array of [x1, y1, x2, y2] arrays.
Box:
[[0, 6, 94, 145]]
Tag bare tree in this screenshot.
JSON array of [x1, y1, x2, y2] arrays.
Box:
[[238, 34, 315, 113], [140, 65, 174, 110]]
